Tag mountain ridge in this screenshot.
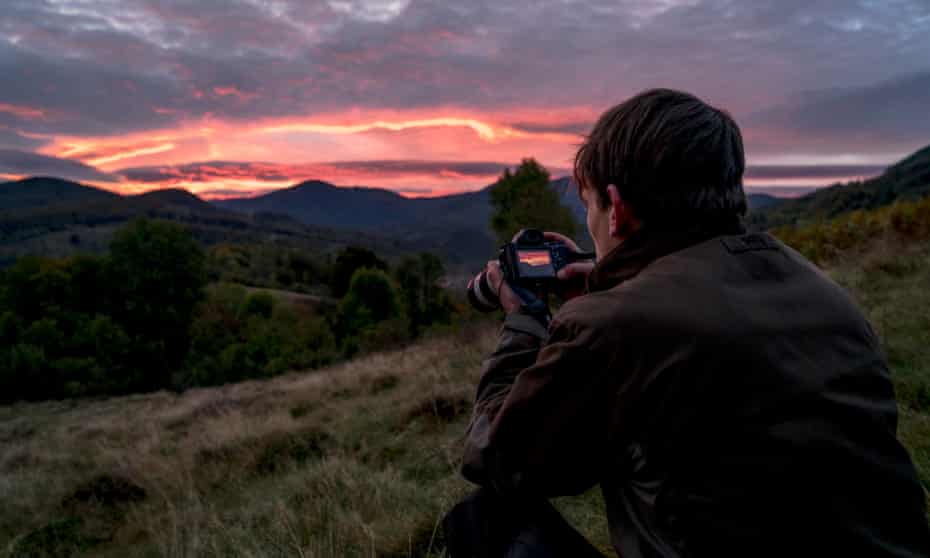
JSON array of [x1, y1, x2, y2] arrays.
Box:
[[749, 143, 930, 229]]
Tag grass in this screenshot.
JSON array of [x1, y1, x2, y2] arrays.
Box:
[[829, 239, 930, 501], [0, 323, 496, 557], [2, 237, 929, 556]]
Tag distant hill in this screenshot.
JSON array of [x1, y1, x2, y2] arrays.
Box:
[[0, 176, 118, 210], [217, 176, 781, 263], [750, 143, 930, 229], [1, 174, 788, 271], [745, 193, 782, 210], [0, 178, 428, 267]]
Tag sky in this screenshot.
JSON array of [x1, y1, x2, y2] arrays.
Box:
[[0, 0, 928, 199]]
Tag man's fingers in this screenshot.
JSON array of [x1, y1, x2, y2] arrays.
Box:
[[486, 260, 502, 285], [543, 231, 581, 252], [557, 261, 595, 280]]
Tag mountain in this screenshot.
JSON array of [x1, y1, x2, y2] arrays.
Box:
[[1, 174, 792, 272], [0, 176, 119, 210], [745, 193, 782, 210], [0, 178, 428, 267], [217, 176, 781, 264], [217, 180, 424, 229], [750, 143, 930, 230]]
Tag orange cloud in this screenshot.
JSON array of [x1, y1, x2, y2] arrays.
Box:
[[86, 143, 177, 166], [40, 106, 587, 169], [33, 105, 599, 197]]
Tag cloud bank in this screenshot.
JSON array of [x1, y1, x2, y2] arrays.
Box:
[[0, 0, 927, 194]]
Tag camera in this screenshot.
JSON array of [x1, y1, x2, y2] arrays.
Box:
[[468, 229, 595, 312]]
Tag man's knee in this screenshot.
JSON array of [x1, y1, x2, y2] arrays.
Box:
[[442, 489, 603, 558]]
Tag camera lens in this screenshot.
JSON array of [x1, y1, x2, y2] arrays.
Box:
[[467, 270, 500, 312]]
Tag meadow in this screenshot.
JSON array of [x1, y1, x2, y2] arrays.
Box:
[[2, 221, 929, 557]]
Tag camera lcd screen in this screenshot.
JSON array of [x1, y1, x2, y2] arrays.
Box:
[[516, 250, 556, 278]]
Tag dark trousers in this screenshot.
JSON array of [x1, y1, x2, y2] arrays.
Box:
[[442, 489, 605, 558]]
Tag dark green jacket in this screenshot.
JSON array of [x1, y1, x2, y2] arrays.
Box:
[[463, 228, 929, 557]]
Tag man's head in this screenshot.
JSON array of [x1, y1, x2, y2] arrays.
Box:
[[574, 89, 747, 259]]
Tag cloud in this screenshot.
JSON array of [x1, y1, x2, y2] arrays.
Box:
[[118, 159, 514, 185], [1, 0, 929, 194], [0, 127, 48, 151], [0, 149, 119, 183], [747, 72, 930, 155], [3, 0, 929, 134], [745, 164, 885, 180]]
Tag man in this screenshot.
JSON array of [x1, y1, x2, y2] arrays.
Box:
[[445, 89, 929, 557]]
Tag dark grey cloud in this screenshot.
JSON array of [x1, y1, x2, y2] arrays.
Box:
[[196, 187, 281, 198], [0, 126, 48, 150], [0, 0, 928, 155], [745, 164, 885, 180], [395, 187, 435, 194], [509, 121, 593, 136], [748, 71, 930, 152], [117, 159, 514, 184], [0, 149, 120, 182], [328, 160, 511, 176], [745, 185, 820, 198]]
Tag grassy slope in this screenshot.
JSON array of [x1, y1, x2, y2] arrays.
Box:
[[2, 241, 929, 557], [0, 323, 491, 557], [829, 240, 930, 495], [748, 142, 930, 230]]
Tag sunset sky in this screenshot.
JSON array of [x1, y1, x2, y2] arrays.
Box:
[[1, 0, 928, 199]]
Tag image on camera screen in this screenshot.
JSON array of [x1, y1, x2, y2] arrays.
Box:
[[516, 250, 556, 278]]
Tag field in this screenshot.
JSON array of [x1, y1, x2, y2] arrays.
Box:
[[2, 237, 929, 557]]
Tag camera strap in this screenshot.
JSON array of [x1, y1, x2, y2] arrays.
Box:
[[507, 281, 551, 328]]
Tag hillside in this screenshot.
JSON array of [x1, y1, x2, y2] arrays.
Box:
[[0, 178, 429, 268], [750, 142, 930, 229], [0, 176, 118, 209], [2, 222, 929, 555], [2, 174, 785, 273], [216, 176, 780, 265]]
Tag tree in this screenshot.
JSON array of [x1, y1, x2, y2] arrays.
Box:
[[107, 219, 206, 390], [489, 158, 578, 244], [337, 268, 402, 339], [395, 252, 453, 336], [330, 246, 388, 299]]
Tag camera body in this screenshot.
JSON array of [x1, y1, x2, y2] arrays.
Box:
[[499, 229, 582, 289], [468, 229, 595, 312]]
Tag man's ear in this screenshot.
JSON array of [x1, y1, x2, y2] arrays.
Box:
[[607, 184, 634, 237]]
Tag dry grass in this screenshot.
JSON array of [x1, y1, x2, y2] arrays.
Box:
[[4, 239, 930, 556], [0, 322, 538, 557]]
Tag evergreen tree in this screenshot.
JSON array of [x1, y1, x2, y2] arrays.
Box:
[[489, 158, 578, 245]]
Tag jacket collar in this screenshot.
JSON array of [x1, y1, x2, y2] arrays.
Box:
[[586, 220, 746, 293]]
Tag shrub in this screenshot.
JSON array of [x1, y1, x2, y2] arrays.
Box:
[[337, 268, 402, 340]]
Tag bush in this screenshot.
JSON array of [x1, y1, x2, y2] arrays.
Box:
[[0, 219, 206, 402], [330, 246, 388, 299], [176, 284, 338, 389], [337, 268, 402, 338], [773, 196, 930, 265]]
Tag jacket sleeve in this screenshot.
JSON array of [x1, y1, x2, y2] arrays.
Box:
[[462, 304, 616, 497]]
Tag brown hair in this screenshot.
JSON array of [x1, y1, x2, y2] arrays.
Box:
[[574, 88, 747, 228]]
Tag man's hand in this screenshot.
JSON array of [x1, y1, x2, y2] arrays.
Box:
[[544, 231, 595, 301], [480, 260, 523, 314]]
